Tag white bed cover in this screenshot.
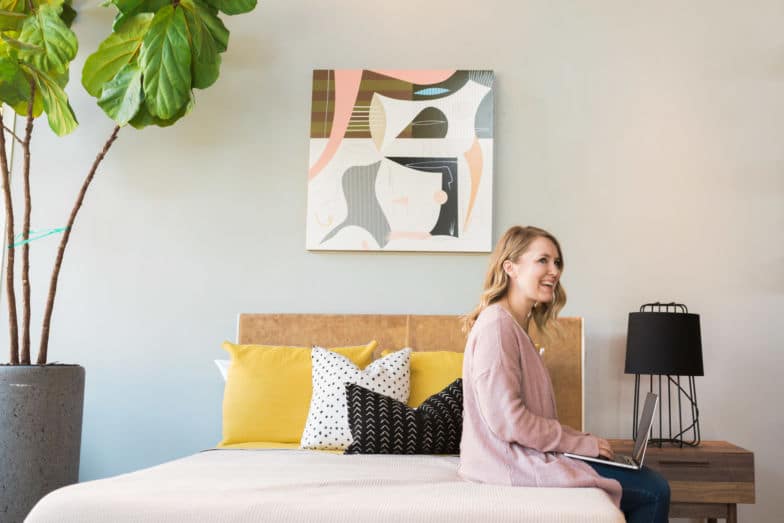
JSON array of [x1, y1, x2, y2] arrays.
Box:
[[26, 449, 624, 523]]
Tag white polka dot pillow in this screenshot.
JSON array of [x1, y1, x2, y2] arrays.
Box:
[[300, 347, 411, 450]]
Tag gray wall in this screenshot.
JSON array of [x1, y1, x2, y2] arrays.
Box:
[[2, 0, 782, 521]]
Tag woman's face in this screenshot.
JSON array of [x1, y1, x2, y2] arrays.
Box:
[[503, 236, 562, 304]]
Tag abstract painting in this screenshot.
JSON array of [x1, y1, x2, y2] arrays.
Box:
[[307, 70, 494, 252]]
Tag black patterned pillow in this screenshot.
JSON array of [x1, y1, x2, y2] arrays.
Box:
[[345, 378, 463, 455]]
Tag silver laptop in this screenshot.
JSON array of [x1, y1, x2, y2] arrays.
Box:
[[564, 392, 658, 470]]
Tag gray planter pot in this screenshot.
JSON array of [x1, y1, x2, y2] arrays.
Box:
[[0, 365, 85, 523]]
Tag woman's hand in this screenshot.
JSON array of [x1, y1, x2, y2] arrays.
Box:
[[596, 438, 614, 460]]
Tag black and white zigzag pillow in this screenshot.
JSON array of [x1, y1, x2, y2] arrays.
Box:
[[345, 378, 463, 455]]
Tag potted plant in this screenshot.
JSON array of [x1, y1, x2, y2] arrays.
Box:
[[0, 0, 257, 520]]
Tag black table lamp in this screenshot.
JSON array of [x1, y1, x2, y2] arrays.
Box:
[[625, 302, 703, 447]]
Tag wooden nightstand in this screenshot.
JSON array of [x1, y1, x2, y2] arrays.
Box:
[[609, 440, 755, 522]]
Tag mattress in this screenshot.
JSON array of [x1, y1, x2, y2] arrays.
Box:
[[26, 448, 624, 523]]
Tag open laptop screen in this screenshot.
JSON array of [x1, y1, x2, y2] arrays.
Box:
[[632, 393, 658, 463]]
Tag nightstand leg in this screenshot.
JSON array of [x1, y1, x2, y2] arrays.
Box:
[[706, 505, 738, 523], [727, 503, 737, 523]]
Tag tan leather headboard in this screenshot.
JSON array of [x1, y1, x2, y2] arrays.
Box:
[[237, 313, 584, 431]]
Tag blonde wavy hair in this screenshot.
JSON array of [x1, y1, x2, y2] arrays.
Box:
[[462, 226, 567, 341]]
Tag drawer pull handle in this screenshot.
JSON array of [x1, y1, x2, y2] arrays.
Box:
[[657, 459, 710, 466]]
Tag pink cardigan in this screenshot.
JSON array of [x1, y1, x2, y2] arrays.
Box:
[[458, 303, 622, 507]]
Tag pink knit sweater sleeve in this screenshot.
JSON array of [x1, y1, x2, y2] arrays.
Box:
[[471, 318, 599, 456]]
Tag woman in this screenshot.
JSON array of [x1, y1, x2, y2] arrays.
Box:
[[459, 225, 670, 523]]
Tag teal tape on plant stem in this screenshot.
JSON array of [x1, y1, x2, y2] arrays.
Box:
[[9, 227, 69, 248]]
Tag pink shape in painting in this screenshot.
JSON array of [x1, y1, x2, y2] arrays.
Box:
[[463, 136, 484, 231]]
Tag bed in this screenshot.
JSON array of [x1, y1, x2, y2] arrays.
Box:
[[26, 314, 624, 523]]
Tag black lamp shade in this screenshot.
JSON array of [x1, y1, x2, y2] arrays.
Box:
[[624, 312, 704, 376]]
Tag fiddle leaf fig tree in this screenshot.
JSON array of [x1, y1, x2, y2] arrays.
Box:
[[0, 0, 257, 365]]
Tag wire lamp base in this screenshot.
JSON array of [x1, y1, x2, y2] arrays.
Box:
[[632, 373, 701, 447]]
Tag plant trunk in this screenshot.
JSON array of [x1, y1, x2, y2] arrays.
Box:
[[0, 111, 20, 365], [37, 125, 120, 365], [20, 84, 35, 365]]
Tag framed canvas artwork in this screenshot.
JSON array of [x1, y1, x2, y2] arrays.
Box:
[[307, 69, 494, 252]]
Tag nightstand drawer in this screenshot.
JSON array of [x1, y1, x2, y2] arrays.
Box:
[[645, 452, 753, 483], [644, 448, 755, 504]]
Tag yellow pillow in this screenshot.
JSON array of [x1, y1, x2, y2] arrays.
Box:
[[382, 349, 463, 407], [219, 340, 377, 446]]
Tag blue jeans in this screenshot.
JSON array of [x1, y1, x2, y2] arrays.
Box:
[[587, 462, 670, 523]]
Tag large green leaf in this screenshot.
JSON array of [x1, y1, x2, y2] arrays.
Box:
[[201, 0, 255, 16], [24, 64, 77, 135], [97, 62, 142, 125], [184, 0, 228, 53], [140, 5, 191, 119], [0, 55, 30, 105], [82, 12, 152, 97], [182, 4, 219, 89], [17, 4, 77, 74], [129, 91, 193, 129]]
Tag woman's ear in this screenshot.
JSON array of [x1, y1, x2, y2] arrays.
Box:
[[502, 259, 515, 277]]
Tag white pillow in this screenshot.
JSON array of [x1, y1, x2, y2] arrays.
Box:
[[214, 359, 230, 380], [300, 347, 411, 450]]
